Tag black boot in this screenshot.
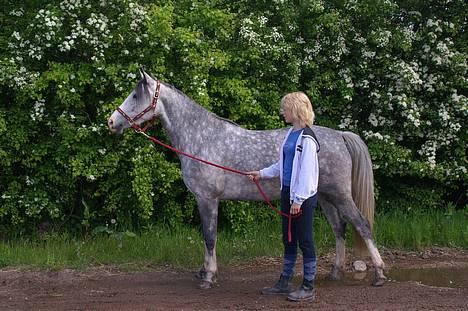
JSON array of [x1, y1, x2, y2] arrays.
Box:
[[287, 279, 315, 302], [261, 275, 293, 295]]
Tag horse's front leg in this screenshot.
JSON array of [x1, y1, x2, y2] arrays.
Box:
[[195, 196, 219, 289]]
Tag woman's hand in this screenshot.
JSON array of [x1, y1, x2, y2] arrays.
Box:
[[290, 202, 301, 215], [246, 171, 261, 181]]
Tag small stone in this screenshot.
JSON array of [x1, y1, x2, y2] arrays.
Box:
[[352, 260, 367, 272]]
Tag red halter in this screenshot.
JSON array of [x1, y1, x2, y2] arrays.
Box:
[[117, 80, 161, 132]]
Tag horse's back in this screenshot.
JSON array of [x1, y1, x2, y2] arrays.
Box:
[[220, 125, 354, 201]]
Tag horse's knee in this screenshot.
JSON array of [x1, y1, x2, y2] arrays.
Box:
[[204, 237, 216, 256], [344, 212, 372, 239], [205, 237, 215, 249], [355, 225, 372, 240]]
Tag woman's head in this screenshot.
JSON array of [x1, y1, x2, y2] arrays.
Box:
[[280, 92, 315, 127]]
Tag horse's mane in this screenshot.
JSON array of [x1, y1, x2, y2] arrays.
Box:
[[162, 82, 240, 127]]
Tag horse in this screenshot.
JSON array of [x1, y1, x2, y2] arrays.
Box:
[[108, 69, 387, 289]]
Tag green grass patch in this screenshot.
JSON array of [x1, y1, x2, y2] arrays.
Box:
[[374, 208, 467, 249], [0, 209, 466, 270]]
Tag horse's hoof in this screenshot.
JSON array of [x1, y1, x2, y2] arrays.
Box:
[[326, 273, 340, 281], [372, 277, 386, 287], [327, 267, 344, 281], [198, 280, 213, 289]]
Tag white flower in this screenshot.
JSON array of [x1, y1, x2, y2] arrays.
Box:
[[354, 35, 366, 44], [438, 109, 450, 121], [363, 51, 376, 59], [363, 131, 384, 140], [31, 99, 45, 121], [12, 31, 21, 40], [374, 133, 384, 140], [10, 9, 24, 16], [368, 113, 378, 127]]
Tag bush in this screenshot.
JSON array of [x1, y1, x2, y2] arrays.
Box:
[[0, 0, 466, 236]]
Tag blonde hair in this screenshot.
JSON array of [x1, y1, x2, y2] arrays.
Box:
[[281, 92, 315, 127]]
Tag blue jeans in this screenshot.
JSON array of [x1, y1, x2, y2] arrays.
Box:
[[281, 186, 317, 281]]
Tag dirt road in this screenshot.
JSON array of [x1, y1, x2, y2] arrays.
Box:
[[1, 248, 467, 310]]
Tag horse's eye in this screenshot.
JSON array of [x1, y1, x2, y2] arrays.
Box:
[[133, 94, 137, 99]]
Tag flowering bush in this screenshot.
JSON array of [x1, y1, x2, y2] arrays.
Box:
[[0, 0, 466, 235]]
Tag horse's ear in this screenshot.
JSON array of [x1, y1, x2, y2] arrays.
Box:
[[147, 72, 157, 81], [139, 68, 147, 83]]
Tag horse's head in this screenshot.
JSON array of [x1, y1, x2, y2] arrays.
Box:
[[108, 69, 160, 134]]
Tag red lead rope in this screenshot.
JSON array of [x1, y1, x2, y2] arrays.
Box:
[[129, 123, 301, 242]]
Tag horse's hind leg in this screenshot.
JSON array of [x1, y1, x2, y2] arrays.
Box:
[[195, 196, 219, 289], [334, 196, 386, 286], [320, 199, 347, 280]]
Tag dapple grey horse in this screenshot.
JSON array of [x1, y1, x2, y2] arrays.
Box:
[[108, 70, 387, 289]]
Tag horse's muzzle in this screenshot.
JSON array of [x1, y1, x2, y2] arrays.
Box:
[[107, 116, 123, 134]]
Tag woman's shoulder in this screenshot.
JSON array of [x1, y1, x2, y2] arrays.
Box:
[[301, 127, 320, 152]]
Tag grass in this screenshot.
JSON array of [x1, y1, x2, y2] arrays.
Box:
[[0, 208, 466, 270], [374, 208, 467, 249]]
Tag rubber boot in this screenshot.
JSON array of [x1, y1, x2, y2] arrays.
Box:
[[261, 275, 293, 295], [287, 279, 315, 302]]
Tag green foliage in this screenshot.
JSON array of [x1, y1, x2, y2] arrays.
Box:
[[92, 224, 136, 249], [219, 201, 276, 237], [0, 0, 466, 235], [375, 177, 446, 212]]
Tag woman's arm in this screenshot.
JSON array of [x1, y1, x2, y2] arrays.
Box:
[[260, 161, 281, 179], [293, 137, 319, 205]]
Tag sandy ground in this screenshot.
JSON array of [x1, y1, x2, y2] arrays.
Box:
[[1, 247, 467, 311]]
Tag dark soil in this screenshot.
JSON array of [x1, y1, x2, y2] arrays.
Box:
[[1, 247, 467, 310]]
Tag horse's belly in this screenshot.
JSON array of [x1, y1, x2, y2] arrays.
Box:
[[221, 176, 280, 201]]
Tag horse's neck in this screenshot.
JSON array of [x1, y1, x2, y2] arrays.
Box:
[[159, 87, 216, 151]]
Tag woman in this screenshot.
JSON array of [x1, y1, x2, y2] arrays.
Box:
[[248, 91, 319, 302]]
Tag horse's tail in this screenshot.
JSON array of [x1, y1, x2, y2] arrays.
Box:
[[342, 131, 375, 258]]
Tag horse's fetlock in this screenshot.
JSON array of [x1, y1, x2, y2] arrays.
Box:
[[195, 267, 206, 279], [372, 266, 387, 286], [204, 271, 217, 282]]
